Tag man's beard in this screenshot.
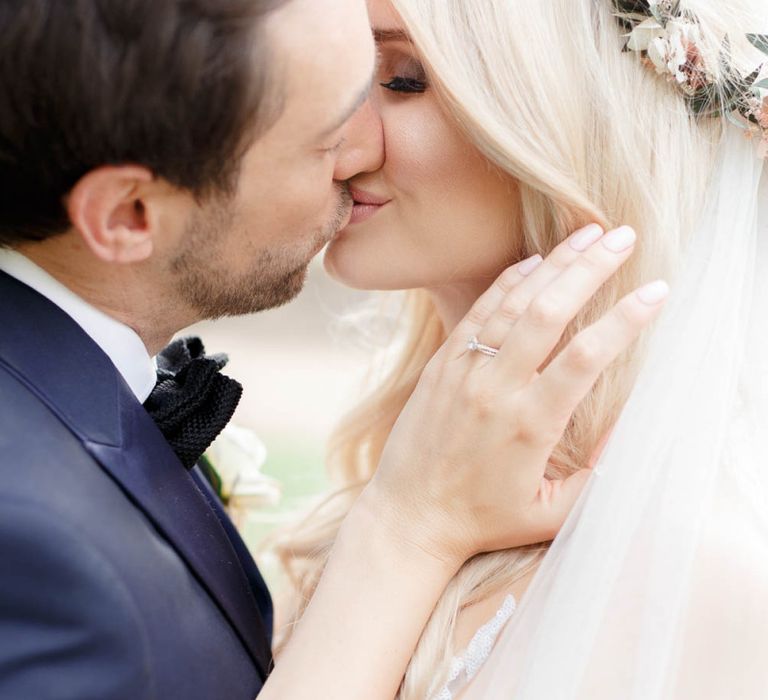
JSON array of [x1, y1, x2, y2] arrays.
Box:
[[171, 185, 352, 320]]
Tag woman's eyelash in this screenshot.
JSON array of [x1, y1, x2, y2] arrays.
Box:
[[380, 76, 427, 94]]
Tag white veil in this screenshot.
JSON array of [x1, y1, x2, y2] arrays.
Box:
[[463, 126, 768, 699]]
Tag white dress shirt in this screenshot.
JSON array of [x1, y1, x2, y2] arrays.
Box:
[[0, 249, 157, 403]]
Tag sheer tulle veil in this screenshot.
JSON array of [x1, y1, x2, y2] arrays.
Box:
[[463, 126, 768, 698]]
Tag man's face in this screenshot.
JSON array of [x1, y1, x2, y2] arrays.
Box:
[[171, 0, 380, 319]]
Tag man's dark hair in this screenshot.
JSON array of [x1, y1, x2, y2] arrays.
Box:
[[0, 0, 287, 245]]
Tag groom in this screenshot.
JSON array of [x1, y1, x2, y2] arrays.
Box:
[[0, 0, 384, 697], [0, 0, 389, 695], [0, 1, 606, 699]]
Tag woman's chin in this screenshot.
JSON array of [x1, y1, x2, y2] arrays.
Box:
[[322, 242, 376, 290], [323, 241, 409, 292]]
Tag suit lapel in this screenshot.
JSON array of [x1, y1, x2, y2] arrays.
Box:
[[0, 272, 271, 678], [191, 467, 274, 645], [85, 406, 272, 678]]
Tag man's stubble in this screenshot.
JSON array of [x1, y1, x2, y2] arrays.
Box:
[[171, 184, 352, 320]]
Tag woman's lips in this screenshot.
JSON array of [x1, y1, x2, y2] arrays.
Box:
[[349, 203, 386, 225], [348, 187, 391, 225]]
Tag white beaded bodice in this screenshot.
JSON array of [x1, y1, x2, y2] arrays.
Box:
[[431, 594, 517, 700]]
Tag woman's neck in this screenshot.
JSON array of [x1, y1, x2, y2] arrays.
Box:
[[427, 278, 497, 334]]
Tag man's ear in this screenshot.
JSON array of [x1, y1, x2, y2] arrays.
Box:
[[66, 165, 157, 264]]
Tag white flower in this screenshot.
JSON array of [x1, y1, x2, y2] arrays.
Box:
[[645, 20, 702, 85], [626, 17, 665, 52], [647, 35, 670, 75], [205, 424, 282, 508], [649, 0, 677, 19], [670, 23, 689, 79]]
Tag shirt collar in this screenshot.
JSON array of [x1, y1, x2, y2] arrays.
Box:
[[0, 249, 157, 403]]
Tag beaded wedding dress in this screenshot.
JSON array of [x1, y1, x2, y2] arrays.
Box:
[[431, 595, 517, 700], [454, 127, 768, 699]]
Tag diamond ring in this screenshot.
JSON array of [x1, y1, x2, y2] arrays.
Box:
[[467, 336, 500, 358]]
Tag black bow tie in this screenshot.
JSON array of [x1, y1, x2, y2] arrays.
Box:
[[143, 337, 243, 470]]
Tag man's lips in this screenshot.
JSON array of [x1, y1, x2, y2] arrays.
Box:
[[349, 187, 391, 225]]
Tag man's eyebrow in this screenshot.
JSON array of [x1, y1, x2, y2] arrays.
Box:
[[373, 28, 411, 43], [319, 77, 374, 139]]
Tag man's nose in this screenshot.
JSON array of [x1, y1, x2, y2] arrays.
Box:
[[333, 98, 384, 182]]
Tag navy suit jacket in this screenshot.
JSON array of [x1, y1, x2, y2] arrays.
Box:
[[0, 271, 273, 699]]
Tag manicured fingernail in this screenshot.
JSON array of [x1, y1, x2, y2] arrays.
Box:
[[518, 254, 543, 276], [569, 224, 604, 252], [636, 280, 669, 305], [602, 226, 636, 253]]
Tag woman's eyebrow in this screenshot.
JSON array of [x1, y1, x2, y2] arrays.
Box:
[[373, 28, 411, 43]]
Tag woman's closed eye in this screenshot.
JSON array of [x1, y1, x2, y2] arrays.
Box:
[[380, 76, 427, 94], [378, 52, 428, 95]]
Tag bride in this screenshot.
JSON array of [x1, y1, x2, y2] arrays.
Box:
[[275, 0, 768, 697]]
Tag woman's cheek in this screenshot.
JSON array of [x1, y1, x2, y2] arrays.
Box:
[[378, 98, 519, 281], [383, 101, 465, 190]]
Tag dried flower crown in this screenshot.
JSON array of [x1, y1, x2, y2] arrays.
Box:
[[613, 0, 768, 156]]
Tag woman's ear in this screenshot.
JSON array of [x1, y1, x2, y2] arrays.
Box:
[[66, 165, 157, 264]]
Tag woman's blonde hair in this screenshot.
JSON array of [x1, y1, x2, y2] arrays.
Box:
[[273, 1, 761, 696]]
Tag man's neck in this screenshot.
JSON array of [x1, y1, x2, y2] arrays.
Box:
[[18, 239, 190, 356]]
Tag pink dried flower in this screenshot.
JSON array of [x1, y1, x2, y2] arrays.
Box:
[[757, 97, 768, 130]]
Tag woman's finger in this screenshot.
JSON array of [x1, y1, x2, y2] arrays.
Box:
[[531, 279, 670, 428], [440, 253, 543, 361], [492, 226, 637, 383], [475, 224, 604, 352]]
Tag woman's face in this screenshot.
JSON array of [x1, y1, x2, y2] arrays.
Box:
[[323, 0, 521, 293]]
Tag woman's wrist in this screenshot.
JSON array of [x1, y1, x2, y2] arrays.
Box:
[[265, 482, 465, 700], [344, 482, 468, 578]]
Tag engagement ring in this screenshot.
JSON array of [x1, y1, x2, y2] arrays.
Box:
[[467, 336, 500, 358]]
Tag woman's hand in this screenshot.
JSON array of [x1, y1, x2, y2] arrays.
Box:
[[263, 223, 668, 700], [364, 224, 669, 566]]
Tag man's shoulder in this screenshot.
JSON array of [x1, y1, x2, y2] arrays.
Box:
[[0, 361, 147, 572], [0, 360, 149, 558], [0, 361, 95, 485], [0, 364, 264, 699], [0, 487, 263, 700], [0, 365, 159, 697]]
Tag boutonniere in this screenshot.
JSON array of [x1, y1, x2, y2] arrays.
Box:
[[203, 424, 282, 525]]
